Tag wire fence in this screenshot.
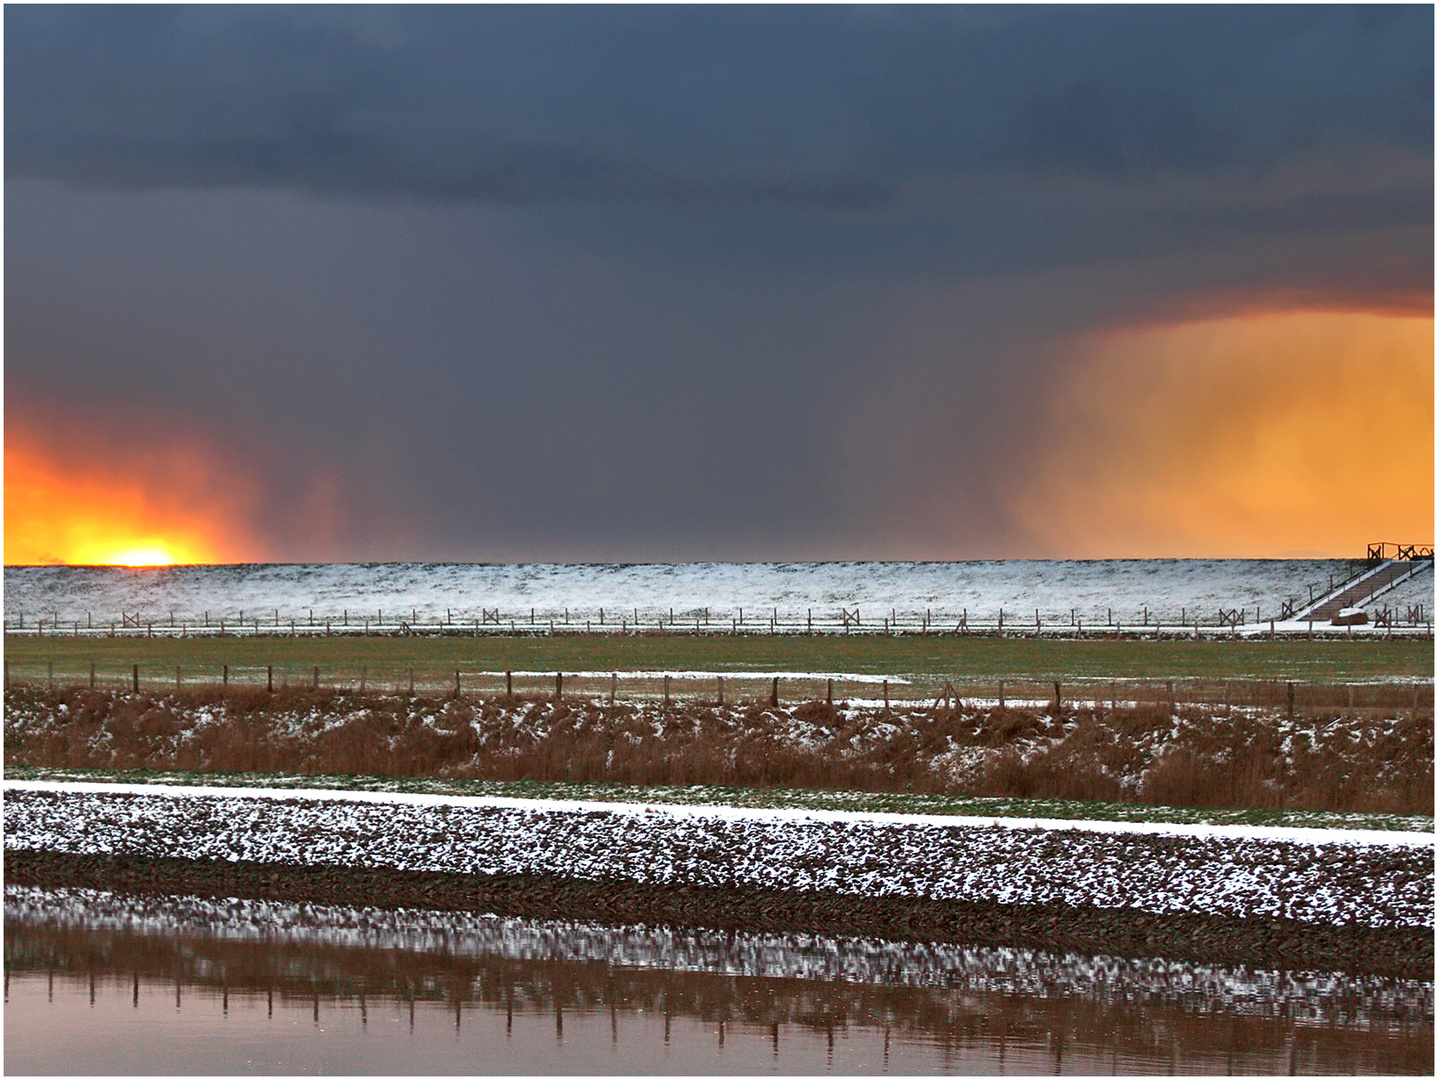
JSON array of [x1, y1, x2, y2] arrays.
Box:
[[4, 661, 1431, 714], [3, 602, 1432, 639]]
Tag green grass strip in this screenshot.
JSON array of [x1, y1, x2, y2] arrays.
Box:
[[5, 633, 1432, 683]]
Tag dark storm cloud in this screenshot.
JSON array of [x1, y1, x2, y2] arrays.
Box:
[[7, 6, 1431, 200], [5, 6, 1432, 560], [9, 5, 1429, 292]]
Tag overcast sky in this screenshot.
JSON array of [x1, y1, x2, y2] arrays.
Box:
[[5, 5, 1432, 563]]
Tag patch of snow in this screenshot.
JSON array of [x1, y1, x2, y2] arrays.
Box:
[[4, 781, 1431, 929]]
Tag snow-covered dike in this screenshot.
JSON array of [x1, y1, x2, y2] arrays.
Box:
[[4, 782, 1431, 929], [9, 559, 1429, 628]]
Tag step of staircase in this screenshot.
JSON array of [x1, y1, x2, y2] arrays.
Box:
[[1298, 560, 1428, 622]]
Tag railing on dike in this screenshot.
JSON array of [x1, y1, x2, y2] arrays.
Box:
[[1367, 542, 1435, 562]]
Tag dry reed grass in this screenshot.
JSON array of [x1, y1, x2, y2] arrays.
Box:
[[4, 687, 1430, 816]]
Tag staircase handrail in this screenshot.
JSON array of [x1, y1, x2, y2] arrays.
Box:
[[1368, 542, 1435, 562], [1293, 558, 1398, 621]]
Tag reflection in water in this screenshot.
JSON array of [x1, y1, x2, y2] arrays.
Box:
[[5, 887, 1432, 1075]]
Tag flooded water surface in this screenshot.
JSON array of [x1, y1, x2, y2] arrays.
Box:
[[5, 887, 1431, 1074]]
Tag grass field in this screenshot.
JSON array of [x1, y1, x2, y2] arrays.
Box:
[[4, 633, 1431, 701]]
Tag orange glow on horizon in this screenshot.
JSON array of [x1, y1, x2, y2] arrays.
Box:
[[1009, 310, 1434, 558], [108, 547, 180, 567], [4, 422, 262, 566]]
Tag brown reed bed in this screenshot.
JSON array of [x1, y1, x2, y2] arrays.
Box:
[[5, 686, 1430, 816]]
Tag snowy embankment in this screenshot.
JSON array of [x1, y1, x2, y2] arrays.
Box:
[[9, 558, 1429, 630], [4, 781, 1430, 930]]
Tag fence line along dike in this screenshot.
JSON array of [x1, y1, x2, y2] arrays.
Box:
[[4, 602, 1433, 639], [3, 662, 1434, 714]]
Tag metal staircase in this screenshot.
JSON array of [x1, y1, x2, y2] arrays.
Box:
[[1293, 545, 1433, 623]]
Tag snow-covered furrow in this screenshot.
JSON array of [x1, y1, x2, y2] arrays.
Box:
[[7, 886, 1430, 1023], [4, 784, 1430, 929], [10, 559, 1416, 628]]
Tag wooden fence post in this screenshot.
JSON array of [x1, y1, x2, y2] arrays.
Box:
[[610, 672, 617, 705], [359, 666, 366, 693], [174, 666, 180, 692], [223, 664, 228, 688], [267, 666, 274, 693], [1167, 679, 1175, 714], [408, 668, 415, 696], [313, 666, 320, 691], [882, 679, 889, 711], [4, 660, 8, 690], [663, 675, 671, 706], [133, 664, 140, 693], [997, 680, 1004, 709], [90, 662, 96, 690], [770, 677, 779, 708], [49, 662, 55, 690], [454, 670, 461, 699], [716, 676, 724, 707], [1286, 681, 1294, 721], [555, 672, 563, 702], [506, 671, 513, 699], [827, 678, 833, 705]]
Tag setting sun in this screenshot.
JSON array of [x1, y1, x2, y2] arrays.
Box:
[[3, 420, 262, 566], [105, 547, 180, 567]]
